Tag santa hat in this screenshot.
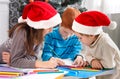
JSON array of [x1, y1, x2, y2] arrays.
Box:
[[72, 11, 117, 35], [18, 1, 61, 29]]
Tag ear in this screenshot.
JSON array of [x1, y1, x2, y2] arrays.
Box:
[[88, 35, 93, 37], [90, 35, 99, 40], [87, 35, 95, 39]]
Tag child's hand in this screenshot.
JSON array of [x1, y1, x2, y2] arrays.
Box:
[[73, 56, 84, 66], [50, 57, 65, 66], [35, 59, 58, 68], [55, 58, 65, 65], [2, 52, 10, 64], [82, 61, 89, 67], [91, 59, 103, 69]]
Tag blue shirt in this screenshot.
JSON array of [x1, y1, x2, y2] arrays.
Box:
[[42, 27, 82, 61]]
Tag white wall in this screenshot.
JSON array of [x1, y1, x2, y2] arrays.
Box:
[[104, 13, 120, 49], [82, 0, 120, 49], [0, 0, 9, 44]]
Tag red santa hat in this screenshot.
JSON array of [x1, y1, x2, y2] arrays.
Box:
[[18, 1, 61, 29], [72, 11, 117, 35]]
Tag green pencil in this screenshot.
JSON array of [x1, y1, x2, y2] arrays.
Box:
[[48, 45, 60, 58]]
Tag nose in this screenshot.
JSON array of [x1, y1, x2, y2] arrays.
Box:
[[79, 37, 82, 39]]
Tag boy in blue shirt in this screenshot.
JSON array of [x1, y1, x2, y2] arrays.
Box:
[[42, 7, 84, 66]]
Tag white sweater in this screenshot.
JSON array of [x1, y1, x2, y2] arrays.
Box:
[[81, 32, 120, 79]]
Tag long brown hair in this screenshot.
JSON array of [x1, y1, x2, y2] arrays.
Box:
[[9, 22, 44, 55]]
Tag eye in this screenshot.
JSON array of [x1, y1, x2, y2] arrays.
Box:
[[79, 37, 82, 39], [80, 33, 84, 36]]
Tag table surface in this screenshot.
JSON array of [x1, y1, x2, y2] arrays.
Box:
[[57, 66, 115, 78], [0, 64, 115, 79]]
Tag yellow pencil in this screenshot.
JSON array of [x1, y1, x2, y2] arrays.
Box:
[[0, 72, 23, 76]]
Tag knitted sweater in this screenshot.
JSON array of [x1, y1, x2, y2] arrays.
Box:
[[0, 29, 41, 68], [42, 27, 82, 61]]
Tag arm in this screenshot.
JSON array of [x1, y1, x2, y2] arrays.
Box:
[[70, 37, 84, 66], [10, 29, 36, 68], [100, 42, 117, 68], [81, 48, 103, 69], [41, 34, 54, 61], [70, 37, 83, 61], [83, 46, 96, 65], [80, 45, 96, 67]]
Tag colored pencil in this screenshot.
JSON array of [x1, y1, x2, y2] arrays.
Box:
[[37, 71, 64, 74], [0, 71, 23, 76], [48, 45, 60, 58], [33, 69, 58, 73]]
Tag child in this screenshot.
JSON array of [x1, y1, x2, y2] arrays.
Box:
[[72, 11, 120, 79], [41, 7, 84, 66], [0, 1, 62, 68]]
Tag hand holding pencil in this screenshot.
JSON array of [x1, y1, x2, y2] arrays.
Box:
[[50, 57, 65, 66]]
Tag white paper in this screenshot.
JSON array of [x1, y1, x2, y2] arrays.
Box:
[[61, 59, 73, 66]]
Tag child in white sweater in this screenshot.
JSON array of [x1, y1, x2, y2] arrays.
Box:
[[72, 10, 120, 79]]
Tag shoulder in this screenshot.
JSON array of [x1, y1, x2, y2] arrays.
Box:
[[100, 32, 113, 44], [99, 32, 119, 52]]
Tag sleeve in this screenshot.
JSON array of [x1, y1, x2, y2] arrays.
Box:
[[100, 42, 117, 68], [10, 29, 36, 68], [85, 52, 96, 64], [82, 46, 96, 64], [80, 45, 88, 61], [69, 38, 83, 60], [41, 34, 53, 61]]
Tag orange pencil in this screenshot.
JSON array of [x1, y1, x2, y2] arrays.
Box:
[[33, 69, 58, 73]]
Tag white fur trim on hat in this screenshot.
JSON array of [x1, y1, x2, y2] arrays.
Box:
[[108, 21, 117, 30], [18, 13, 61, 29], [18, 16, 26, 23], [72, 20, 103, 35]]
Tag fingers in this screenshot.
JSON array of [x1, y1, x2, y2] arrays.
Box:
[[2, 52, 10, 64], [36, 60, 58, 69], [49, 59, 61, 68], [55, 58, 65, 65], [73, 56, 84, 66], [50, 57, 65, 66], [73, 60, 84, 66], [91, 59, 103, 69], [92, 63, 103, 69], [82, 61, 89, 67]]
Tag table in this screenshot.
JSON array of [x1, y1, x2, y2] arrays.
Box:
[[57, 66, 115, 79], [0, 64, 115, 79]]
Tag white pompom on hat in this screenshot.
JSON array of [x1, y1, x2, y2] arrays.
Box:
[[72, 11, 117, 35], [18, 1, 61, 29]]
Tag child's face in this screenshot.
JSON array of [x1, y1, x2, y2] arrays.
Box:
[[75, 32, 96, 46], [60, 26, 74, 39]]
